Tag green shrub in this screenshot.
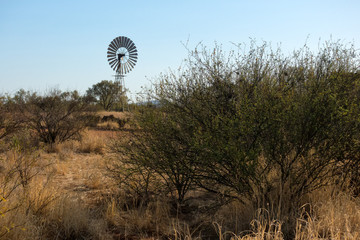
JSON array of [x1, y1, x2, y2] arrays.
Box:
[[114, 40, 360, 223]]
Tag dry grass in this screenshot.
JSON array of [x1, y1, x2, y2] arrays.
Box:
[[216, 190, 360, 240], [1, 126, 360, 239], [104, 196, 175, 238], [48, 130, 112, 155], [78, 130, 106, 154], [294, 191, 360, 240], [96, 121, 120, 131]]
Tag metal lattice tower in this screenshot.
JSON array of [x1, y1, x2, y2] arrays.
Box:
[[107, 36, 137, 111]]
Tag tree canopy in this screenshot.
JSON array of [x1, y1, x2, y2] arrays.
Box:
[[86, 80, 125, 111]]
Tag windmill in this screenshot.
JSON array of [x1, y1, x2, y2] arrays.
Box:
[[107, 36, 138, 110]]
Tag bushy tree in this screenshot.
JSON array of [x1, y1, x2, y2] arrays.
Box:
[[12, 89, 95, 145], [86, 80, 126, 111], [115, 41, 360, 220]]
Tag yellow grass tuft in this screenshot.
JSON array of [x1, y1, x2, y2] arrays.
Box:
[[96, 121, 120, 131], [78, 130, 106, 154]]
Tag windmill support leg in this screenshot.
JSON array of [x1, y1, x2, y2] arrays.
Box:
[[114, 73, 126, 111]]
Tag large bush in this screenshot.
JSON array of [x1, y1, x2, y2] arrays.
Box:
[[11, 89, 95, 145], [115, 41, 360, 220]]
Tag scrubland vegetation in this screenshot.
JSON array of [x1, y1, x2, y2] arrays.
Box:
[[0, 40, 360, 239]]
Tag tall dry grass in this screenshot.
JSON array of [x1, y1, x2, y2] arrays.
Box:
[[1, 128, 360, 239], [46, 130, 107, 155], [214, 190, 360, 240]]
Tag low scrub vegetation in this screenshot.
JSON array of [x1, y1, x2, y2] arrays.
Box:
[[0, 40, 359, 239]]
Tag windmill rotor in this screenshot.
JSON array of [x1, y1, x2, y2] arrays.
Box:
[[107, 36, 137, 75]]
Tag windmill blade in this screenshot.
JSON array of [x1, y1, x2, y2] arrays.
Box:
[[118, 37, 124, 47], [108, 54, 116, 60], [128, 49, 137, 55], [127, 59, 136, 69], [108, 55, 117, 62], [107, 53, 116, 58], [112, 39, 119, 50], [109, 58, 118, 66], [108, 43, 117, 52], [129, 49, 138, 55], [127, 37, 134, 48], [107, 53, 117, 59], [112, 64, 118, 72], [129, 53, 137, 61], [116, 61, 121, 72], [128, 41, 136, 49], [109, 58, 117, 65], [111, 62, 119, 71], [108, 58, 117, 65], [118, 37, 123, 49], [128, 63, 134, 73], [109, 55, 118, 63], [128, 59, 136, 68], [114, 37, 121, 49], [129, 57, 137, 63], [129, 63, 133, 72], [111, 59, 119, 69], [107, 49, 117, 55], [129, 52, 138, 59], [125, 63, 131, 73], [128, 44, 137, 51], [108, 42, 118, 52], [129, 53, 138, 60], [120, 36, 126, 48], [129, 59, 136, 67], [129, 55, 137, 62], [129, 44, 137, 51], [128, 60, 136, 68], [126, 39, 134, 48], [122, 37, 129, 49], [126, 38, 133, 50], [107, 54, 116, 59]]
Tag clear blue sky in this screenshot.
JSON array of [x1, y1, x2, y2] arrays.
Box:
[[1, 0, 359, 101]]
